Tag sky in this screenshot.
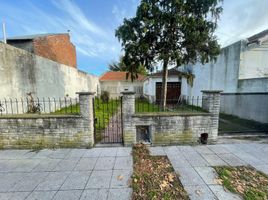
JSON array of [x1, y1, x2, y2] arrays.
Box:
[[0, 0, 268, 76]]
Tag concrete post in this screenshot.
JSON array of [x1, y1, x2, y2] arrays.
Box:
[[202, 90, 222, 142], [76, 92, 95, 148], [121, 92, 135, 146]]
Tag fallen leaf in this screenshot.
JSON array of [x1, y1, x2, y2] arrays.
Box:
[[195, 189, 203, 196], [117, 175, 124, 181]]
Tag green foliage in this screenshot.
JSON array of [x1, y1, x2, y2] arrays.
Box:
[[109, 56, 148, 77], [116, 0, 223, 107], [100, 91, 110, 103]]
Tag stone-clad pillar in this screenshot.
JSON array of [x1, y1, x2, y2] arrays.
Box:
[[76, 92, 95, 148], [121, 92, 135, 146], [202, 90, 222, 142]]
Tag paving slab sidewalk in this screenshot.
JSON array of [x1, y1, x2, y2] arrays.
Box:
[[0, 147, 133, 200], [150, 142, 268, 200]]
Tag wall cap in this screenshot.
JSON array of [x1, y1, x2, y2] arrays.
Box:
[[76, 92, 96, 95], [201, 90, 223, 93], [121, 91, 136, 95]]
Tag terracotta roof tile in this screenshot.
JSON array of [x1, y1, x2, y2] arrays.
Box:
[[99, 71, 146, 81]]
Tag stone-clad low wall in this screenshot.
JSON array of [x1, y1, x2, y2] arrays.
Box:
[[0, 92, 95, 149], [122, 90, 222, 146]]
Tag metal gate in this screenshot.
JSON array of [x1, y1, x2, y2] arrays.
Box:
[[93, 97, 123, 144]]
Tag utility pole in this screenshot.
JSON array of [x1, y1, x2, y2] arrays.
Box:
[[2, 21, 7, 44]]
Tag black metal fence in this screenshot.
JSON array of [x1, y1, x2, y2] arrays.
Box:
[[0, 97, 79, 115], [135, 96, 205, 113]]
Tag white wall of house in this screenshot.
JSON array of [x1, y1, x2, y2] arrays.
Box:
[[143, 76, 182, 102], [239, 40, 268, 79], [100, 81, 143, 98]]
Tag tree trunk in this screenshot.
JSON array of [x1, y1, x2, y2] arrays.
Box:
[[161, 59, 168, 111]]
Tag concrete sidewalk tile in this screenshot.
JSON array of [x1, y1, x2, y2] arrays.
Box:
[[194, 167, 218, 185], [85, 170, 113, 189], [0, 173, 27, 192], [99, 148, 118, 157], [32, 158, 61, 172], [114, 157, 133, 170], [60, 171, 91, 190], [65, 149, 86, 158], [201, 154, 227, 166], [184, 185, 217, 200], [149, 147, 166, 156], [108, 188, 132, 200], [178, 146, 196, 154], [35, 171, 70, 191], [0, 160, 18, 172], [11, 172, 49, 192], [218, 154, 246, 166], [0, 192, 30, 200], [53, 158, 80, 171], [53, 190, 82, 200], [253, 164, 268, 175], [175, 167, 206, 186], [80, 189, 109, 200], [209, 185, 242, 200], [207, 145, 230, 154], [83, 149, 102, 158], [194, 146, 215, 155], [163, 146, 181, 156], [168, 155, 191, 168], [25, 191, 56, 200], [110, 170, 132, 188], [186, 154, 210, 167], [94, 157, 116, 170], [48, 149, 71, 159], [116, 147, 132, 157], [74, 157, 98, 171], [233, 151, 264, 166], [13, 159, 42, 172]]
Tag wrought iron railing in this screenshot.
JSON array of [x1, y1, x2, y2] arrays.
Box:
[[0, 97, 79, 115], [135, 96, 205, 113]]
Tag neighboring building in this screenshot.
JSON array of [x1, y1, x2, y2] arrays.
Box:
[[99, 71, 145, 98], [0, 39, 99, 99], [179, 29, 268, 123], [143, 68, 189, 103], [7, 33, 77, 68]]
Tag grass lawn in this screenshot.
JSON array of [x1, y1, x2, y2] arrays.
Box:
[[135, 99, 206, 113], [52, 98, 121, 142], [214, 166, 268, 200], [219, 113, 268, 132], [93, 98, 121, 142], [132, 144, 189, 200]]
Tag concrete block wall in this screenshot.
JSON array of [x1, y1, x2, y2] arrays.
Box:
[[121, 90, 221, 146], [0, 92, 95, 149], [0, 42, 100, 99]]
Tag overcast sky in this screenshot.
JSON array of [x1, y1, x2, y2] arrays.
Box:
[[0, 0, 267, 75]]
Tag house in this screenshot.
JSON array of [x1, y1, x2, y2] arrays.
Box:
[[99, 71, 145, 98], [179, 29, 268, 123], [6, 33, 76, 68], [143, 68, 190, 103]]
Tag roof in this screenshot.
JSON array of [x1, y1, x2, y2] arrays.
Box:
[[247, 29, 268, 44], [6, 33, 69, 41], [99, 71, 146, 81], [149, 68, 187, 77]]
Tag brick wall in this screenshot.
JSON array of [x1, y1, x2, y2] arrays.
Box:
[[33, 34, 77, 68]]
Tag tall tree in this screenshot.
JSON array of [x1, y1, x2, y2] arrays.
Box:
[[116, 0, 222, 109]]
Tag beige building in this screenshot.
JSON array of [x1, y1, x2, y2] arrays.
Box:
[[99, 71, 145, 98]]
